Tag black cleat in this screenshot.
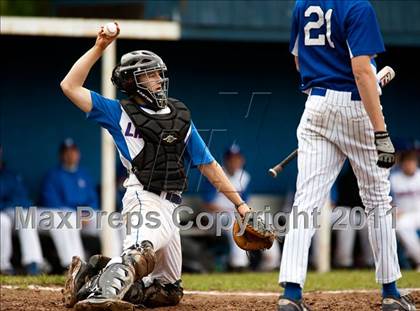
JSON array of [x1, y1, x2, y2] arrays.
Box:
[[277, 296, 311, 311], [382, 291, 417, 311]]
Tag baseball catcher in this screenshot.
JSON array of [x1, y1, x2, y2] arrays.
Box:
[[60, 23, 274, 310]]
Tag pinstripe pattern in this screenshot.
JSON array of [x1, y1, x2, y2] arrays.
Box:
[[279, 90, 401, 287]]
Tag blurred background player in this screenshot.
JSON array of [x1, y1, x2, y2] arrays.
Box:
[[390, 150, 420, 272], [0, 146, 44, 275], [201, 144, 280, 271], [277, 1, 415, 310], [43, 138, 100, 236], [40, 139, 89, 270]]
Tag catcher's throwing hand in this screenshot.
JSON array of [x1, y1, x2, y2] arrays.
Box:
[[233, 211, 276, 251], [95, 22, 120, 51], [374, 131, 395, 168]]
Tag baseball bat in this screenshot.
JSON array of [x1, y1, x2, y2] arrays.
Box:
[[268, 66, 395, 178], [268, 149, 298, 178]]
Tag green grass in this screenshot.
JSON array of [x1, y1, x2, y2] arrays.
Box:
[[182, 270, 420, 292], [0, 274, 65, 287], [1, 270, 419, 292]]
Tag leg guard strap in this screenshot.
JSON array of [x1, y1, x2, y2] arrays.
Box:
[[122, 241, 156, 280]]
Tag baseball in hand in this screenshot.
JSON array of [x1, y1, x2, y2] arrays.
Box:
[[104, 22, 118, 37]]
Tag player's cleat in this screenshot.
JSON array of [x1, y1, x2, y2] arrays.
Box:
[[382, 292, 417, 311], [277, 296, 311, 311], [62, 255, 111, 308], [74, 298, 135, 311]]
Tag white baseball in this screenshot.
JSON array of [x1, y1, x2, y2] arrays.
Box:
[[104, 22, 118, 37]]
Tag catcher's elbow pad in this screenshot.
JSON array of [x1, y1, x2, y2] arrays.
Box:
[[123, 240, 156, 279]]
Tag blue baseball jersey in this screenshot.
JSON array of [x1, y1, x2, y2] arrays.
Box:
[[87, 91, 215, 187], [290, 0, 385, 94], [0, 168, 32, 210], [41, 165, 98, 210]]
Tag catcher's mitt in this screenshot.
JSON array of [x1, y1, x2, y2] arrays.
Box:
[[232, 214, 275, 251]]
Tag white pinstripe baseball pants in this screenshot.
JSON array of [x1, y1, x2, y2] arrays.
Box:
[[279, 89, 401, 287]]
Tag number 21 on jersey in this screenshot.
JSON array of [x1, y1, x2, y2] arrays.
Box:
[[304, 6, 335, 48]]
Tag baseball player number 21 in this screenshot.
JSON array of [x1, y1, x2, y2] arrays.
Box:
[[304, 6, 335, 48]]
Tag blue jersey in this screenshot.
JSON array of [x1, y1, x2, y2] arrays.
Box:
[[0, 168, 32, 210], [87, 91, 215, 187], [41, 165, 98, 210], [290, 0, 385, 94]]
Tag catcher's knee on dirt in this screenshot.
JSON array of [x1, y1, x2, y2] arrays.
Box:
[[124, 279, 183, 307], [79, 241, 155, 301]]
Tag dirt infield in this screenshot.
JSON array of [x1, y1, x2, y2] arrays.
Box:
[[0, 288, 419, 310]]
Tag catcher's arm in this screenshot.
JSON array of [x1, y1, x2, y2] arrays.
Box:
[[60, 23, 120, 113], [199, 163, 276, 251], [198, 161, 251, 217]]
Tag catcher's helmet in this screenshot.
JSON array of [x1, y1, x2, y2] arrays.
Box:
[[111, 50, 169, 110]]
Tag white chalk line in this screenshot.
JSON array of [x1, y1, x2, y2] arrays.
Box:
[[2, 285, 62, 292], [1, 285, 419, 296]]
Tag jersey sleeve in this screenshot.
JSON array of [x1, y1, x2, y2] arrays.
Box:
[[289, 2, 300, 56], [185, 121, 215, 167], [87, 91, 122, 132], [345, 1, 385, 58]]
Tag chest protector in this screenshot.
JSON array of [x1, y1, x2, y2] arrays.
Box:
[[121, 98, 191, 193]]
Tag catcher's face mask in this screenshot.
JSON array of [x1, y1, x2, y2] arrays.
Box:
[[111, 50, 169, 111], [134, 66, 169, 109]]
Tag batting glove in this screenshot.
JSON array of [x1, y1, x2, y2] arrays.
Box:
[[374, 131, 395, 169]]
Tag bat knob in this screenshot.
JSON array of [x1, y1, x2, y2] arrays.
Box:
[[268, 168, 277, 178]]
